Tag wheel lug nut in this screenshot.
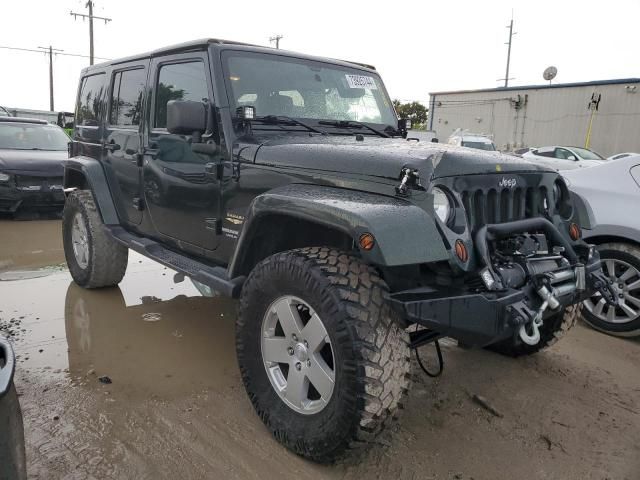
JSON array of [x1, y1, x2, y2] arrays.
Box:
[[619, 284, 624, 289], [287, 347, 294, 356], [292, 334, 298, 341], [619, 294, 624, 299], [304, 340, 308, 347], [295, 362, 301, 371], [307, 360, 311, 367]]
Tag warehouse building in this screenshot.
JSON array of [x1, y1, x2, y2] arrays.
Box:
[[428, 78, 640, 157]]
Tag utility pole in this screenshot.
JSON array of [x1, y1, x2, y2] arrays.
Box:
[[38, 45, 63, 111], [500, 13, 516, 87], [70, 1, 111, 65], [269, 35, 283, 49]]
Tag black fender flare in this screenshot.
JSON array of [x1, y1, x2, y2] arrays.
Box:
[[227, 184, 449, 277], [63, 157, 119, 225]]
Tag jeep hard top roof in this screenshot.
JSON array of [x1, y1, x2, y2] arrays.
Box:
[[82, 38, 377, 75]]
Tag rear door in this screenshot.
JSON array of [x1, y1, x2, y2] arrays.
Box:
[[103, 63, 148, 225], [142, 53, 220, 252]]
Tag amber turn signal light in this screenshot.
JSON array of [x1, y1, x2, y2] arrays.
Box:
[[455, 240, 469, 262], [359, 233, 375, 251], [569, 223, 581, 241]]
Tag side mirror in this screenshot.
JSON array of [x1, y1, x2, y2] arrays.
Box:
[[167, 100, 207, 135], [567, 155, 577, 161]]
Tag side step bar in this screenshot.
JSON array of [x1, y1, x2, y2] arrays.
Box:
[[106, 226, 245, 298]]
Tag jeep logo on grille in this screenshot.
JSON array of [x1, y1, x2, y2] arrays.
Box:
[[498, 177, 517, 189]]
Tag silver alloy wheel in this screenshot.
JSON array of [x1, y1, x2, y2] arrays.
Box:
[[261, 295, 335, 415], [584, 258, 640, 324], [71, 212, 90, 269]]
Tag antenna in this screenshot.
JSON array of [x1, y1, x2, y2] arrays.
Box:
[[543, 66, 558, 84]]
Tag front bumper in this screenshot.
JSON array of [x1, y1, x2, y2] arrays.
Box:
[[0, 183, 65, 212], [389, 219, 610, 347]]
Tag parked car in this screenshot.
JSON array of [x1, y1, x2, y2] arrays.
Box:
[[447, 130, 496, 151], [523, 146, 605, 171], [62, 38, 610, 462], [0, 117, 69, 214], [564, 155, 640, 336], [0, 336, 27, 480], [607, 152, 640, 161]]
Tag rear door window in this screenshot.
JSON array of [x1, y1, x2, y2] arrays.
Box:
[[76, 73, 106, 126], [110, 68, 146, 127]]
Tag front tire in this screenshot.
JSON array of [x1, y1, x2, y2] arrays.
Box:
[[488, 304, 580, 357], [62, 190, 128, 288], [236, 247, 410, 463]]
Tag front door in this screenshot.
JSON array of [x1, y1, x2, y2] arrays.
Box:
[[143, 54, 220, 252], [104, 64, 148, 225]]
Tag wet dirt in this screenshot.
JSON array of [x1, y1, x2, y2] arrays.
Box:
[[1, 219, 639, 479]]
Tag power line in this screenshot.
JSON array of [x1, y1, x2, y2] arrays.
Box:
[[0, 45, 111, 60], [70, 1, 112, 65]]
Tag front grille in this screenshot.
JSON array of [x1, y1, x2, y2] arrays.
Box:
[[460, 186, 551, 232], [15, 175, 63, 188]]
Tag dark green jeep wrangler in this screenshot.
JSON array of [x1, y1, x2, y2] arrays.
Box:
[[63, 39, 614, 462]]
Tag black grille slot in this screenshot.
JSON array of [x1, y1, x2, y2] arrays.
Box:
[[15, 175, 62, 188], [460, 185, 550, 232]]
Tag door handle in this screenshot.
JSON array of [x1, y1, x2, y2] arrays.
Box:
[[104, 142, 121, 152]]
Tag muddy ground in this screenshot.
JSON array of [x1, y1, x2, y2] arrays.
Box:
[[1, 218, 639, 480]]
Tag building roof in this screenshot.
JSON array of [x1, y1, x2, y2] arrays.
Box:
[[430, 78, 640, 96]]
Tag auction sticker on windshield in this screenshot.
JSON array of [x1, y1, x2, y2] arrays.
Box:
[[345, 74, 378, 89]]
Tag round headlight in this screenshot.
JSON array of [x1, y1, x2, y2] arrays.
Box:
[[432, 187, 453, 223]]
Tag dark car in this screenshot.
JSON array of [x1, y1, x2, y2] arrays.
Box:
[[62, 38, 612, 462], [0, 337, 27, 480], [0, 117, 68, 214]]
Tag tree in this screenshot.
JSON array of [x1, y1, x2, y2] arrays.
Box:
[[392, 100, 428, 129]]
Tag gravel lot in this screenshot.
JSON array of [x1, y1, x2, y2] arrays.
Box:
[[1, 218, 639, 480]]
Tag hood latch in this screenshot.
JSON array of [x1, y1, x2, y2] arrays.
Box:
[[396, 167, 422, 196]]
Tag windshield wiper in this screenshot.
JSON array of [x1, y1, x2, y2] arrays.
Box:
[[256, 115, 327, 135], [318, 120, 390, 138]]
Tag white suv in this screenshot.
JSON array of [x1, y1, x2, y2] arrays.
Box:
[[522, 146, 605, 171]]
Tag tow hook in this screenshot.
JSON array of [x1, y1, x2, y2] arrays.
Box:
[[518, 285, 559, 346]]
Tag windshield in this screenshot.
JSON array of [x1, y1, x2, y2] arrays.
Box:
[[0, 123, 70, 150], [222, 51, 397, 129], [462, 141, 496, 151], [571, 147, 604, 160]]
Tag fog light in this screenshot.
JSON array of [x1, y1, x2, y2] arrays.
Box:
[[569, 223, 581, 241], [359, 233, 375, 251], [455, 239, 469, 262]]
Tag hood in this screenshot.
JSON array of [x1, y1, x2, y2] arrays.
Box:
[[245, 135, 553, 181], [0, 149, 67, 176]]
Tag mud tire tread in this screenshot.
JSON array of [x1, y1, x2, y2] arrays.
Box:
[[62, 190, 128, 288], [236, 247, 410, 463]]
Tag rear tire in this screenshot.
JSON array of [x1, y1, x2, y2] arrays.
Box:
[[236, 247, 410, 463], [488, 304, 580, 357], [62, 190, 128, 288]]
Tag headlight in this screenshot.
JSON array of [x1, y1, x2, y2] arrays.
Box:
[[0, 172, 10, 182], [432, 187, 453, 223]]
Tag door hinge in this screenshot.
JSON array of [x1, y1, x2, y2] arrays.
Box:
[[133, 197, 144, 211], [205, 218, 222, 234]]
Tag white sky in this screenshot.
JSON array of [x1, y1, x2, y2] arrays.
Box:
[[1, 0, 639, 112]]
